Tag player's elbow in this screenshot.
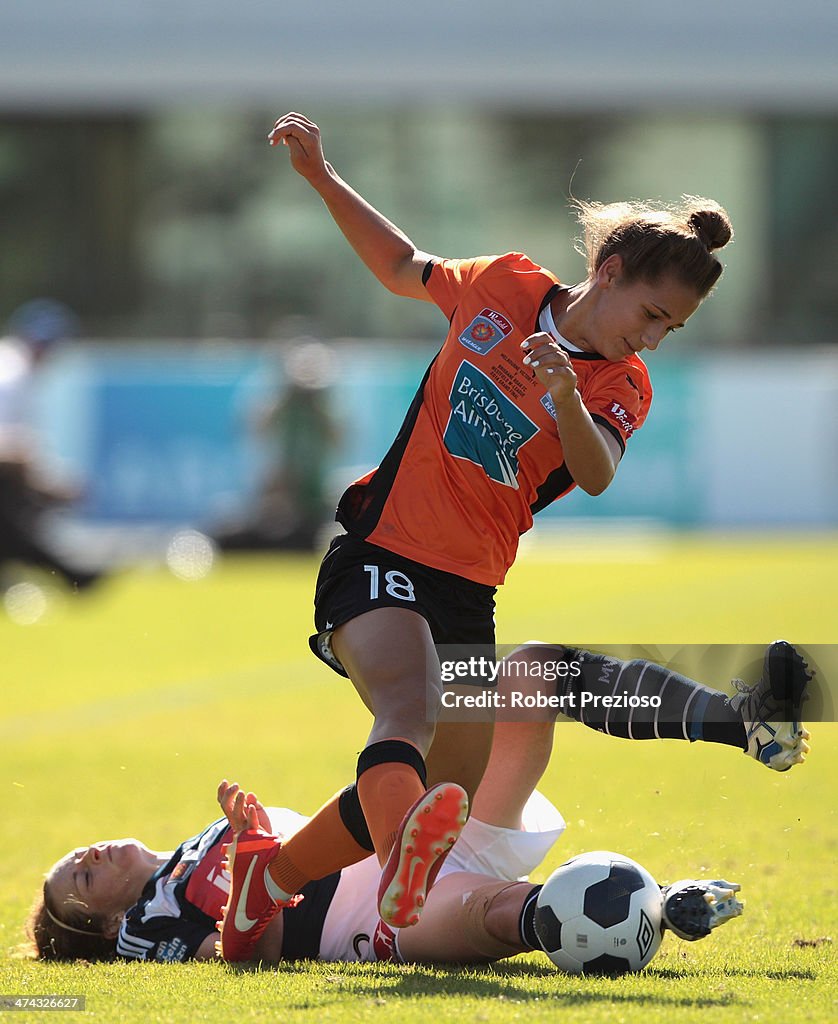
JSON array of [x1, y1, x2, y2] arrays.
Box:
[[579, 468, 615, 496], [380, 271, 413, 297], [578, 443, 621, 495], [380, 250, 433, 301]]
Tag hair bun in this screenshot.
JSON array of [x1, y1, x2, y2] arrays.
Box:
[[688, 209, 732, 252]]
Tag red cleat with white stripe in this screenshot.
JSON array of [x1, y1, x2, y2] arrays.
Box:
[[217, 829, 303, 962], [377, 782, 469, 929]]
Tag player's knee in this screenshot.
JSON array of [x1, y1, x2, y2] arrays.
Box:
[[503, 643, 576, 684]]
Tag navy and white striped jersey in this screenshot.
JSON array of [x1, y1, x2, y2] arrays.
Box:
[[116, 817, 231, 962], [114, 808, 338, 963]]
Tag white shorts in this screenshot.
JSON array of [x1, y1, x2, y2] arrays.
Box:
[[317, 791, 566, 962]]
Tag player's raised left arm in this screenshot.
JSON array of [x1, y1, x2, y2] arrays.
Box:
[[269, 112, 435, 302]]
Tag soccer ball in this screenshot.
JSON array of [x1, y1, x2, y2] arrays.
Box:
[[534, 851, 663, 975]]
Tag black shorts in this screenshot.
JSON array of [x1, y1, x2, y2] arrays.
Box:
[[309, 533, 497, 677]]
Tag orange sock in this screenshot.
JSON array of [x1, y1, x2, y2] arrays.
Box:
[[267, 790, 372, 896], [356, 761, 426, 865]]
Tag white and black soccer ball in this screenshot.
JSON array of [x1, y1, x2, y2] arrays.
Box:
[[534, 850, 663, 975]]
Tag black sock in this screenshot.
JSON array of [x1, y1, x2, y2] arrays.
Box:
[[519, 885, 543, 950], [558, 648, 746, 749]]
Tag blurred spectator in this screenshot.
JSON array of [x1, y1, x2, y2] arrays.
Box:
[[216, 339, 339, 552], [0, 299, 100, 591]]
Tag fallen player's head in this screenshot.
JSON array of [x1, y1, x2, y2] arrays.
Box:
[[27, 839, 159, 960]]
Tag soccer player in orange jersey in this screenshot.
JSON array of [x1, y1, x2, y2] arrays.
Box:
[[216, 112, 761, 951]]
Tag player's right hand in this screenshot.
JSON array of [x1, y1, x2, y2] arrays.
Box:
[[521, 332, 578, 404], [268, 112, 329, 185], [217, 779, 270, 834]]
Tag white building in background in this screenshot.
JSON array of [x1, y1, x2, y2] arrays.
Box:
[[1, 1, 837, 112], [4, 2, 837, 529]]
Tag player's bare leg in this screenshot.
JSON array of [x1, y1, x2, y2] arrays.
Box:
[[394, 869, 744, 965], [471, 644, 561, 828], [332, 606, 440, 858], [334, 607, 467, 927], [395, 871, 535, 964], [425, 720, 495, 804], [249, 608, 473, 922], [332, 607, 440, 754]]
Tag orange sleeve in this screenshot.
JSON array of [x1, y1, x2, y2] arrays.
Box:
[[581, 359, 653, 453], [423, 256, 498, 319]]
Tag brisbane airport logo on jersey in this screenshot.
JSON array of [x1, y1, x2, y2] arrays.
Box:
[[444, 361, 538, 488], [458, 308, 513, 355]]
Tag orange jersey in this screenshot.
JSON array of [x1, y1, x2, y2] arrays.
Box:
[[337, 253, 652, 585]]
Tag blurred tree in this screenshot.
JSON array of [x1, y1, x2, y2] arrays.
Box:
[[0, 117, 141, 332], [1, 109, 836, 346], [766, 117, 838, 344]]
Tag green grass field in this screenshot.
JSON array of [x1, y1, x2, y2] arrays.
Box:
[[2, 531, 836, 1022]]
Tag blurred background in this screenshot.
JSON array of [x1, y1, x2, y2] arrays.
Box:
[[3, 7, 836, 983], [1, 0, 837, 604]]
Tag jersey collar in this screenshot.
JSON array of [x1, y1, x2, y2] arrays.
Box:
[[538, 286, 606, 361]]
